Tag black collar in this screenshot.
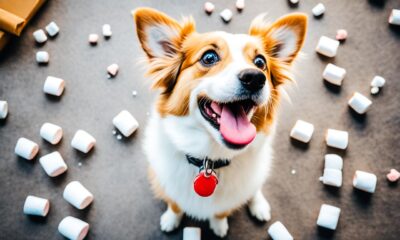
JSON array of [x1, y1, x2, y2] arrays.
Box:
[[186, 155, 230, 170]]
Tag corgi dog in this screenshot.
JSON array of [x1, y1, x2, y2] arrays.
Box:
[[133, 8, 307, 237]]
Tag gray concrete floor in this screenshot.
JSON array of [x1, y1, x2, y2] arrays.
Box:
[[1, 0, 400, 239]]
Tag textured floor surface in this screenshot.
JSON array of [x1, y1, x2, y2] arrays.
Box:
[[0, 0, 399, 239]]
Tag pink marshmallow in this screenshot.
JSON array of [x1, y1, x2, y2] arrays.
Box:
[[107, 63, 119, 77], [204, 2, 215, 14], [88, 34, 99, 44], [336, 29, 348, 41], [387, 169, 400, 182]]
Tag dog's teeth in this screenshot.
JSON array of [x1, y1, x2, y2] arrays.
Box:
[[212, 113, 216, 118]]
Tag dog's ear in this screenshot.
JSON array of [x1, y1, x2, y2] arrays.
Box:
[[249, 13, 307, 64]]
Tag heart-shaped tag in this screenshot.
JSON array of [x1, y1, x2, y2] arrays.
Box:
[[193, 170, 218, 197]]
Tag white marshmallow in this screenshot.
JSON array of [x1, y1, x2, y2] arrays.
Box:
[[43, 76, 65, 96], [0, 100, 8, 119], [40, 122, 63, 144], [112, 110, 139, 137], [63, 181, 94, 209], [319, 168, 342, 187], [323, 63, 346, 86], [102, 24, 112, 37], [353, 170, 377, 193], [220, 9, 233, 22], [290, 0, 299, 4], [183, 227, 201, 240], [71, 130, 96, 153], [236, 0, 245, 10], [23, 195, 50, 217], [312, 3, 326, 17], [370, 87, 379, 95], [268, 221, 293, 240], [107, 63, 119, 77], [290, 120, 314, 143], [370, 76, 385, 88], [58, 216, 89, 240], [325, 129, 348, 150], [88, 34, 99, 44], [39, 151, 68, 177], [316, 36, 339, 57], [15, 137, 39, 160], [45, 21, 59, 37], [324, 154, 343, 170], [204, 2, 215, 14], [36, 51, 49, 63], [389, 9, 400, 25], [348, 92, 372, 114], [317, 204, 341, 230], [33, 29, 47, 43]]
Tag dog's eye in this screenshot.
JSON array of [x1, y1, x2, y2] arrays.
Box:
[[253, 55, 266, 70], [200, 50, 220, 66]]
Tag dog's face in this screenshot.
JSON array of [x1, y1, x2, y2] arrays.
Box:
[[134, 8, 307, 151]]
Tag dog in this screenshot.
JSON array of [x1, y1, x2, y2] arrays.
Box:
[[133, 8, 307, 237]]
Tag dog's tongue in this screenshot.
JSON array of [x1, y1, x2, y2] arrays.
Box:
[[219, 103, 256, 146]]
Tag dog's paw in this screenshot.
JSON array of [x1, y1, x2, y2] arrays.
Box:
[[249, 194, 271, 222], [160, 208, 183, 232], [209, 217, 229, 238]]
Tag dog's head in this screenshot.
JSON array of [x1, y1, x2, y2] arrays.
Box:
[[133, 8, 307, 152]]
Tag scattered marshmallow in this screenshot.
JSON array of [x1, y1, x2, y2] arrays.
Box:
[[291, 169, 296, 175], [290, 120, 314, 143], [116, 134, 122, 140], [370, 87, 379, 95], [33, 29, 47, 43], [36, 51, 49, 63], [323, 63, 346, 86], [15, 137, 39, 160], [316, 36, 339, 57], [236, 0, 245, 11], [348, 92, 372, 114], [312, 3, 325, 17], [325, 129, 348, 150], [112, 110, 139, 137], [268, 221, 293, 240], [71, 130, 96, 153], [183, 227, 201, 240], [88, 34, 99, 44], [353, 170, 377, 193], [58, 216, 89, 240], [324, 154, 343, 170], [45, 21, 60, 37], [290, 0, 299, 4], [102, 24, 112, 37], [107, 63, 119, 78], [320, 168, 342, 187], [23, 195, 50, 217], [43, 76, 65, 96], [220, 9, 233, 23], [387, 169, 400, 182], [204, 2, 215, 14], [39, 151, 68, 177], [112, 129, 117, 135], [317, 204, 341, 230], [370, 76, 385, 88], [63, 181, 94, 209], [0, 100, 8, 119], [132, 90, 137, 96], [40, 122, 63, 144], [388, 9, 400, 26], [336, 29, 348, 41]]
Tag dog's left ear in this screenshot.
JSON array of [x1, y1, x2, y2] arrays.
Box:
[[249, 13, 307, 64]]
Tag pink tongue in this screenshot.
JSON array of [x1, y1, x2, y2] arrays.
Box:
[[219, 104, 256, 146]]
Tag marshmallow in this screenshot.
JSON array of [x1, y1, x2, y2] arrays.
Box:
[[353, 170, 377, 193], [204, 2, 215, 14], [88, 34, 99, 44], [336, 29, 348, 41], [348, 92, 372, 114], [290, 120, 314, 143], [33, 29, 47, 43], [40, 122, 63, 144], [43, 76, 65, 96], [63, 181, 94, 209], [107, 63, 119, 77], [39, 151, 68, 177], [370, 86, 379, 95], [370, 76, 385, 88], [220, 9, 233, 23], [320, 168, 342, 187], [268, 221, 293, 240], [324, 154, 343, 170], [323, 63, 346, 86], [36, 51, 49, 63], [312, 3, 325, 17], [236, 0, 245, 11], [58, 216, 89, 240], [317, 204, 341, 230], [290, 0, 299, 4], [23, 195, 50, 217], [183, 227, 201, 240], [15, 137, 39, 160], [316, 36, 339, 57], [71, 130, 96, 153], [387, 169, 400, 182], [45, 21, 59, 37], [389, 9, 400, 25], [112, 110, 139, 137], [102, 24, 112, 37], [0, 100, 8, 119], [325, 129, 348, 150]]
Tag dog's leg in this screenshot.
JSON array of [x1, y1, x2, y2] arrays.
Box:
[[248, 190, 271, 221], [209, 212, 229, 237], [160, 201, 183, 232]]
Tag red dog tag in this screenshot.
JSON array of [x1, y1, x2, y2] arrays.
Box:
[[193, 170, 218, 197]]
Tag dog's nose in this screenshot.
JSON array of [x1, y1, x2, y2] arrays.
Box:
[[238, 69, 266, 92]]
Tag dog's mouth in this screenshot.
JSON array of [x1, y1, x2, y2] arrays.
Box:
[[198, 96, 257, 149]]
